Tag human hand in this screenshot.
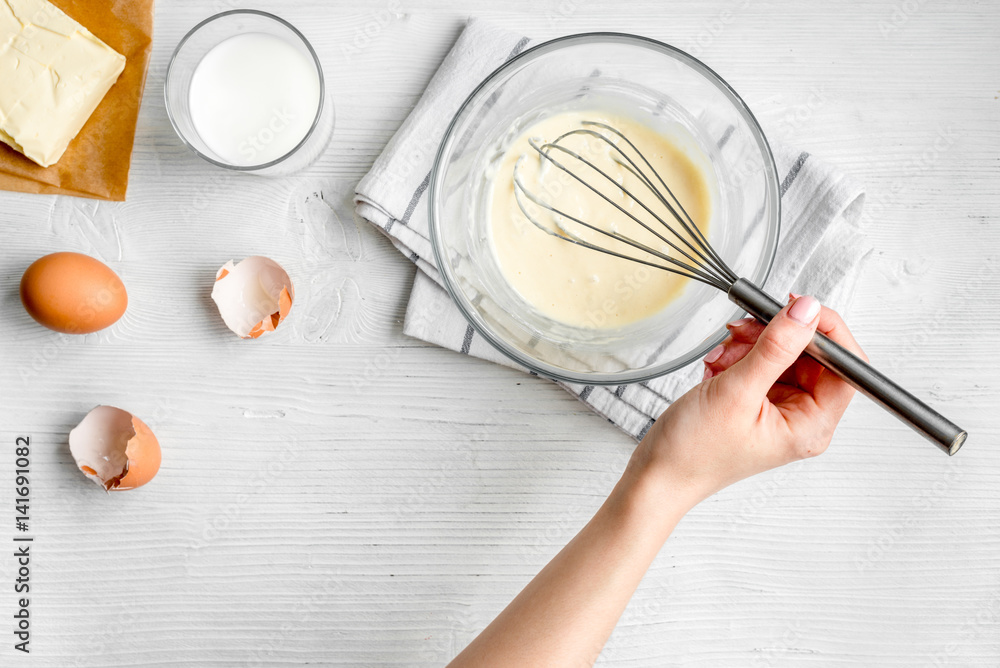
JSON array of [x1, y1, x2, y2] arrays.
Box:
[[626, 295, 867, 511], [448, 295, 866, 668]]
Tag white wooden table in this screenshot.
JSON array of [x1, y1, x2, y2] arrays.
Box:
[[2, 1, 998, 665]]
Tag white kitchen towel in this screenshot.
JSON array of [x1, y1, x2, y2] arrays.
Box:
[[355, 19, 870, 440]]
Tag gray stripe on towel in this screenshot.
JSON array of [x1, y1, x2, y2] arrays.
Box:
[[386, 167, 431, 234], [637, 417, 656, 440], [508, 36, 530, 60], [780, 152, 810, 198], [740, 153, 808, 246], [403, 172, 431, 224], [460, 325, 475, 354]]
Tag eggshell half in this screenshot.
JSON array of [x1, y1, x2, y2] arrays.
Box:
[[69, 406, 161, 492], [20, 252, 128, 334], [211, 256, 294, 338]]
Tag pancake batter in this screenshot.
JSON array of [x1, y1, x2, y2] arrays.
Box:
[[488, 110, 712, 329]]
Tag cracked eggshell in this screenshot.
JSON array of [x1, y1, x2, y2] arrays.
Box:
[[211, 256, 294, 339], [69, 406, 161, 492]]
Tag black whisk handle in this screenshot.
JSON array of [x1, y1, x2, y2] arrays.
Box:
[[727, 278, 967, 456]]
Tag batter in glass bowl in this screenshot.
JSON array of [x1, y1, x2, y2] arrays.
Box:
[[487, 110, 713, 329]]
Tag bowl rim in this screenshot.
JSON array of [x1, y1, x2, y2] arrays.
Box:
[[428, 31, 781, 386], [163, 9, 327, 172]]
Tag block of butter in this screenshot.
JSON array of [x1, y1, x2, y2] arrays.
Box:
[[0, 0, 126, 168]]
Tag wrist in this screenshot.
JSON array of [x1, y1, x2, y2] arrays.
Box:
[[612, 458, 700, 538], [626, 436, 711, 508]]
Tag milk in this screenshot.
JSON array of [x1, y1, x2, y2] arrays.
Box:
[[188, 32, 321, 166]]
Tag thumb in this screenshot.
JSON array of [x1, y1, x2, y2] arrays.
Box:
[[719, 295, 822, 399]]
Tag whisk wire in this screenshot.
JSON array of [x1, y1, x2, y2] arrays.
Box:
[[548, 126, 730, 281], [512, 173, 730, 290], [523, 124, 733, 284], [580, 121, 737, 283], [522, 137, 732, 288]]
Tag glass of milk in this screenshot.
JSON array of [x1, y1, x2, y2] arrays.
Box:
[[165, 10, 334, 176]]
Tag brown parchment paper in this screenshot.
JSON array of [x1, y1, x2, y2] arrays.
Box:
[[0, 0, 154, 201]]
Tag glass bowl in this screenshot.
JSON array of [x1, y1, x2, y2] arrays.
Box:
[[428, 32, 780, 385], [164, 10, 334, 176]]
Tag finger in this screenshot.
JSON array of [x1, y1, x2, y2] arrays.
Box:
[[722, 307, 826, 393], [703, 339, 755, 379], [702, 317, 765, 380], [710, 341, 800, 387], [717, 295, 822, 400], [727, 315, 822, 390], [726, 317, 765, 343], [792, 355, 826, 392]]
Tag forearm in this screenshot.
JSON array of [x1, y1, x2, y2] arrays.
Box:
[[448, 466, 694, 667]]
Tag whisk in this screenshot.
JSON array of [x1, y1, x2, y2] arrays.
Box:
[[512, 121, 966, 456]]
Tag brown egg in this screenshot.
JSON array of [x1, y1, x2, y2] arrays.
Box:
[[20, 252, 127, 334], [69, 406, 162, 492]]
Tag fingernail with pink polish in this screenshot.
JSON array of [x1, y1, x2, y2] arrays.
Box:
[[702, 367, 713, 381], [789, 292, 802, 300], [727, 317, 755, 329], [788, 295, 820, 325], [704, 343, 725, 364]]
